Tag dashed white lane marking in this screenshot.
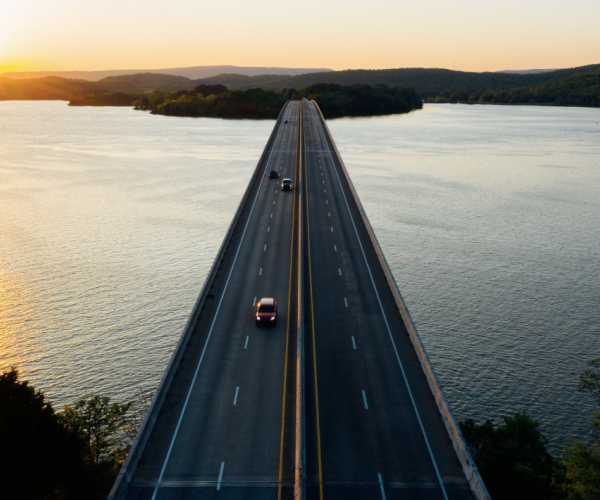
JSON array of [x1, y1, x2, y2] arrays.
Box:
[[233, 387, 239, 406], [148, 106, 289, 500], [264, 244, 267, 251], [253, 297, 257, 306], [378, 473, 387, 500], [328, 212, 331, 217], [334, 245, 337, 252], [268, 226, 270, 232], [344, 297, 348, 307], [352, 336, 357, 349], [324, 189, 327, 193], [273, 200, 276, 204], [326, 200, 328, 204], [245, 336, 249, 349], [259, 268, 262, 276], [322, 180, 325, 184], [338, 268, 342, 276], [217, 462, 225, 491], [331, 227, 334, 233], [362, 390, 369, 410], [271, 213, 273, 218], [276, 190, 278, 193], [314, 106, 450, 500]]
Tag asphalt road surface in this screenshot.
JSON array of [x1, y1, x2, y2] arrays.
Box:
[[302, 100, 474, 500], [123, 101, 301, 500], [116, 100, 479, 500]]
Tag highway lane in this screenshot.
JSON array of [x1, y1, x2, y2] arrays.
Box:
[[122, 101, 301, 500], [302, 100, 475, 500]]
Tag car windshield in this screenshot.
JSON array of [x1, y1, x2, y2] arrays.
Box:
[[258, 305, 275, 313], [283, 180, 291, 184]]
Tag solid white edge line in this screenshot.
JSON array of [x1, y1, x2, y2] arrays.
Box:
[[362, 390, 369, 409], [378, 473, 387, 500], [217, 461, 225, 491], [313, 103, 450, 500], [149, 104, 290, 500], [233, 386, 239, 406]]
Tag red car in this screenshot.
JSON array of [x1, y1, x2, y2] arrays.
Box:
[[255, 298, 277, 326]]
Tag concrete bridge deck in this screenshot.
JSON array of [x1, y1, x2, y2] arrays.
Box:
[[110, 101, 488, 500]]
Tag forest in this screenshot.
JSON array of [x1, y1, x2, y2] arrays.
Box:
[[69, 83, 423, 119], [427, 71, 600, 107]]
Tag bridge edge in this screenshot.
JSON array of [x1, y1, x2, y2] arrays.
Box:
[[310, 100, 491, 500], [109, 102, 293, 500]]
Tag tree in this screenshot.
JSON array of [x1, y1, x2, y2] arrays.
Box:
[[0, 368, 87, 499], [61, 396, 133, 468], [459, 411, 561, 499], [561, 358, 600, 499]]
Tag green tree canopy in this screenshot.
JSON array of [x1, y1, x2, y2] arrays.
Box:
[[0, 368, 87, 499], [459, 411, 560, 499]]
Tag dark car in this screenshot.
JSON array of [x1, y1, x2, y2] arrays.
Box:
[[281, 178, 293, 190], [269, 170, 279, 179], [255, 298, 277, 326]]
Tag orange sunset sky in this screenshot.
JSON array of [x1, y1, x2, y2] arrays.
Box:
[[1, 0, 599, 75]]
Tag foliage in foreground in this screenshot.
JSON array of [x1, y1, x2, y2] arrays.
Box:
[[459, 357, 600, 500], [561, 358, 600, 500], [0, 368, 142, 499], [459, 411, 561, 499]]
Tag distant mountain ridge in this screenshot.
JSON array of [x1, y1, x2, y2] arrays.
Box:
[[194, 64, 600, 97], [1, 65, 333, 81], [497, 69, 559, 74]]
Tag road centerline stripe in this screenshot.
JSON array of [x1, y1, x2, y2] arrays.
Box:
[[278, 101, 301, 500]]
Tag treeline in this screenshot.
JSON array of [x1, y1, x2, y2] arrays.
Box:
[[69, 83, 422, 119], [0, 73, 195, 101], [0, 76, 137, 101], [0, 368, 149, 499], [458, 358, 600, 499], [195, 64, 600, 97], [427, 71, 600, 107]]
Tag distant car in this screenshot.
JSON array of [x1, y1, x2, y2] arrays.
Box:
[[281, 178, 293, 191], [268, 170, 279, 179], [255, 298, 277, 326], [284, 120, 289, 123]]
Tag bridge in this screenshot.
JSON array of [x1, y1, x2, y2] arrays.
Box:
[[110, 101, 490, 500]]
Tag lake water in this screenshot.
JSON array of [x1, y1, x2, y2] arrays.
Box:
[[1, 102, 599, 452]]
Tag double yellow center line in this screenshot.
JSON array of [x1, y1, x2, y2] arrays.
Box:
[[304, 102, 325, 500]]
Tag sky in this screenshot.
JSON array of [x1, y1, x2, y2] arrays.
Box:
[[1, 0, 599, 74]]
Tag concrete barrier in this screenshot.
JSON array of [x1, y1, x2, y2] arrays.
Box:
[[311, 101, 491, 500], [109, 102, 292, 500]]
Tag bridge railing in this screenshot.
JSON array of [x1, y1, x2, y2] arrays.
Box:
[[109, 102, 292, 500], [311, 100, 491, 500]]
